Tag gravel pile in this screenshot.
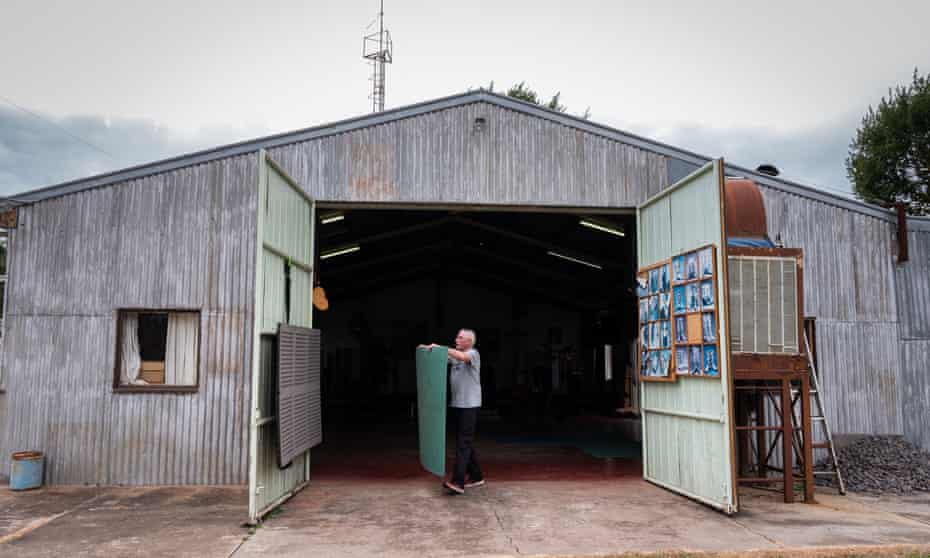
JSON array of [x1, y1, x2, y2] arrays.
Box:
[[815, 435, 930, 494]]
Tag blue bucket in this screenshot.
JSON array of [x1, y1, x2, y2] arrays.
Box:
[[10, 451, 44, 490]]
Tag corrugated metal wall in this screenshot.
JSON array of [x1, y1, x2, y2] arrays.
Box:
[[758, 186, 905, 436], [267, 101, 668, 207], [898, 226, 930, 450], [0, 155, 258, 484]]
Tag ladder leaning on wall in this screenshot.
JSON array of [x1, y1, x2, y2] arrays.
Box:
[[798, 331, 847, 495]]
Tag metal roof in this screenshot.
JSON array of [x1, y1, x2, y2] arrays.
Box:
[[5, 89, 928, 230]]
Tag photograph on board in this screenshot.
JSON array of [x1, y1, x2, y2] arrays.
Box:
[[704, 345, 719, 376], [659, 350, 671, 377], [687, 283, 700, 312], [674, 316, 687, 343], [659, 293, 670, 319], [689, 345, 703, 375], [700, 280, 715, 309], [636, 273, 648, 297], [660, 321, 670, 348], [675, 347, 689, 374], [639, 298, 648, 323], [651, 322, 660, 349], [649, 295, 659, 322], [672, 255, 685, 282], [641, 325, 649, 349], [686, 253, 698, 279], [649, 351, 660, 376], [702, 312, 717, 343], [673, 286, 686, 314], [660, 264, 670, 291], [649, 268, 659, 294], [699, 247, 713, 277]]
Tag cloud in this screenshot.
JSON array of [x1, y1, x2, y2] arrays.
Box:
[[636, 112, 863, 198], [1, 103, 865, 202], [0, 105, 266, 197]]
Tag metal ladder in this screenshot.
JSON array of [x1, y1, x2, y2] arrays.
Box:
[[803, 331, 846, 495]]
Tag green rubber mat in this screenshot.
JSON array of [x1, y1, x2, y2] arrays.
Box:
[[493, 432, 642, 459], [415, 346, 448, 477]]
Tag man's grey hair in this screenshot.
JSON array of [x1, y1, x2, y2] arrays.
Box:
[[460, 328, 477, 345]]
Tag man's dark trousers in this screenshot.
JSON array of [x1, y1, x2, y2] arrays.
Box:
[[451, 407, 483, 487]]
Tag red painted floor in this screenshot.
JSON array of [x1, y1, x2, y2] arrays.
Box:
[[311, 419, 643, 481]]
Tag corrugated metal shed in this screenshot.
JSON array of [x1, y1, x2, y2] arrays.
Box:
[[1, 90, 929, 487], [0, 155, 257, 484]]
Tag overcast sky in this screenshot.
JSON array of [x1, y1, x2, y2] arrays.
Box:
[[2, 0, 928, 197]]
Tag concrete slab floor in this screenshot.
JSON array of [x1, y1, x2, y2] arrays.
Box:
[[237, 479, 930, 558], [1, 482, 928, 557], [0, 486, 248, 557]]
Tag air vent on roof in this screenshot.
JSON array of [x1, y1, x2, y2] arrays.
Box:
[[756, 164, 780, 177]]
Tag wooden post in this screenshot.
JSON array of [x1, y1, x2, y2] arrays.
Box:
[[800, 374, 815, 503], [756, 387, 767, 479], [897, 203, 909, 263], [781, 379, 794, 503]]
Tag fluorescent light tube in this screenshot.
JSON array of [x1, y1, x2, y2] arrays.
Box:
[[580, 219, 624, 237], [321, 245, 360, 260], [321, 213, 345, 225], [547, 251, 602, 270]]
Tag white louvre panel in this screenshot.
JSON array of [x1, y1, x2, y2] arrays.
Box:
[[728, 256, 799, 354]]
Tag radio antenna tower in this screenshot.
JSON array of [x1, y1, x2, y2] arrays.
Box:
[[363, 1, 393, 112]]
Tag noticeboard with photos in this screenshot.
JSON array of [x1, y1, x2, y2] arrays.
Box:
[[636, 259, 675, 382], [637, 244, 721, 382]]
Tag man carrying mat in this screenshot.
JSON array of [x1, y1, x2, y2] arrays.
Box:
[[420, 328, 485, 495]]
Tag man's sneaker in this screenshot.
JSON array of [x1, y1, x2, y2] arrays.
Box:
[[465, 479, 486, 488], [443, 481, 465, 495]]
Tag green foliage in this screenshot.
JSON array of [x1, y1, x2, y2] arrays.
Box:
[[847, 69, 930, 215], [474, 81, 590, 119]]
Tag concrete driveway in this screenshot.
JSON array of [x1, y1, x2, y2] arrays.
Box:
[[2, 480, 929, 557]]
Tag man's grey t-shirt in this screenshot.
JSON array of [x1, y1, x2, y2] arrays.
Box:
[[450, 348, 481, 408]]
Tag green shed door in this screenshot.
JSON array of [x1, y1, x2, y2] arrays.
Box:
[[248, 150, 318, 523], [416, 346, 448, 477], [636, 159, 738, 514]]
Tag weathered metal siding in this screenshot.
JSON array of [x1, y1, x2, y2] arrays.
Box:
[[896, 227, 930, 340], [0, 155, 258, 484], [757, 185, 906, 436], [267, 102, 668, 207], [898, 226, 930, 449]]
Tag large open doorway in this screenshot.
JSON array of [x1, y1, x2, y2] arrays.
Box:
[[311, 207, 643, 481]]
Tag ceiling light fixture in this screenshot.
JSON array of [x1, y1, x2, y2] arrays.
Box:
[[321, 245, 360, 260], [547, 251, 602, 270], [320, 213, 345, 225], [579, 219, 624, 237]]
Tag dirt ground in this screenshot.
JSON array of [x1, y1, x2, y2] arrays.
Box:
[[1, 480, 929, 557]]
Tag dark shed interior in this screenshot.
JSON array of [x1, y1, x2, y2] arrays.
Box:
[[312, 208, 643, 479]]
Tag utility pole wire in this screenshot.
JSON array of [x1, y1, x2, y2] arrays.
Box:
[[0, 93, 120, 161]]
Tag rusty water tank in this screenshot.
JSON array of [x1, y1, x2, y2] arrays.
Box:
[[725, 178, 768, 240]]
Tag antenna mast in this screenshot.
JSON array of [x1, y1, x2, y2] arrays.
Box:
[[363, 0, 393, 112]]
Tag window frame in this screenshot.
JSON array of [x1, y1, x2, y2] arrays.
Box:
[[112, 307, 202, 394]]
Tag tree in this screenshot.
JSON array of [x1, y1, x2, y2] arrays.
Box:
[[478, 81, 590, 119], [847, 69, 930, 215]]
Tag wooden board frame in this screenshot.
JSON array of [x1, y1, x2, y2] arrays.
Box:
[[637, 258, 677, 383], [670, 243, 721, 380]]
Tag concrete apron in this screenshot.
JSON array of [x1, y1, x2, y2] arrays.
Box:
[[1, 481, 929, 557], [238, 478, 930, 557]]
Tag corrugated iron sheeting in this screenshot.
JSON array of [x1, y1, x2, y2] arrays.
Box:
[[816, 320, 903, 435], [268, 102, 668, 207], [0, 155, 258, 484], [896, 229, 930, 340], [760, 187, 898, 322], [901, 340, 930, 451]]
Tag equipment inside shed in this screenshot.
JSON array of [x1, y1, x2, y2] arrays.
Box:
[[311, 208, 643, 478]]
